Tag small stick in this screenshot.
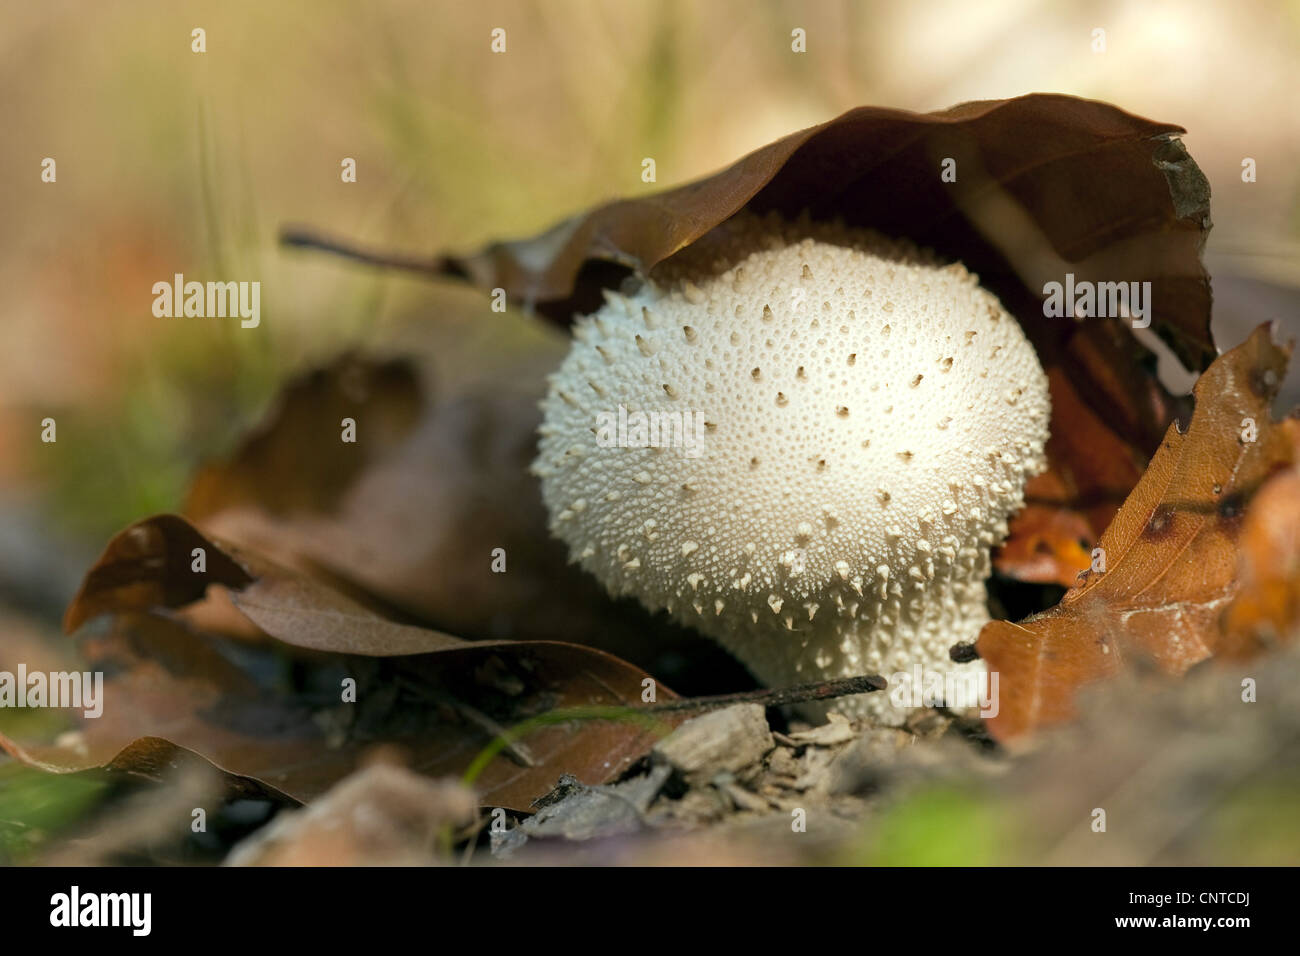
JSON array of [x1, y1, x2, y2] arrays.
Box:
[[637, 674, 886, 714], [280, 226, 452, 277]]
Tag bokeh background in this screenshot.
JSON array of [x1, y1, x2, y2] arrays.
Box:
[[0, 0, 1298, 864], [3, 0, 1299, 581]]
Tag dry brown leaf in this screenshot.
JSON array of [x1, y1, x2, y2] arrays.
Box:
[[11, 607, 680, 811], [436, 96, 1212, 367], [64, 513, 473, 654], [977, 324, 1295, 742], [45, 515, 684, 809], [2, 613, 339, 798]]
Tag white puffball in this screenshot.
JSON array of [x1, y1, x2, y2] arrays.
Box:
[[533, 212, 1050, 723]]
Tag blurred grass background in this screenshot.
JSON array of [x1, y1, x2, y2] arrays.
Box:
[[1, 0, 1297, 555], [0, 0, 1298, 864]]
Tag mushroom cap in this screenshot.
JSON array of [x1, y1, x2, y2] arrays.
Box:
[[533, 212, 1049, 711]]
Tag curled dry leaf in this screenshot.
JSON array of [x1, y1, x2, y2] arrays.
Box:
[[2, 612, 330, 800], [287, 93, 1211, 588], [977, 324, 1297, 742], [65, 512, 471, 655], [64, 513, 254, 635], [438, 96, 1212, 366], [41, 515, 682, 810]]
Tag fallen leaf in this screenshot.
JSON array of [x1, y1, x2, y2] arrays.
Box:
[[49, 515, 682, 809], [12, 609, 680, 811], [977, 324, 1296, 741], [435, 96, 1213, 372], [64, 513, 254, 635], [2, 613, 338, 798]]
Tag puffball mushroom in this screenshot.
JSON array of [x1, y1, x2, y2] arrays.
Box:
[[532, 211, 1050, 723]]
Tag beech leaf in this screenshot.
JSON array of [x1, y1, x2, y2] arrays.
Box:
[[977, 324, 1296, 742], [46, 515, 682, 809]]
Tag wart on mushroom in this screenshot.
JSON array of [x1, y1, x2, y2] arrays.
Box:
[[532, 212, 1050, 723]]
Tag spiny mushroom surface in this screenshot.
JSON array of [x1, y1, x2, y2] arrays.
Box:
[[532, 211, 1050, 723]]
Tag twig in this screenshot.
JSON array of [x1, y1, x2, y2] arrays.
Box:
[[280, 226, 454, 277], [637, 674, 886, 714]]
